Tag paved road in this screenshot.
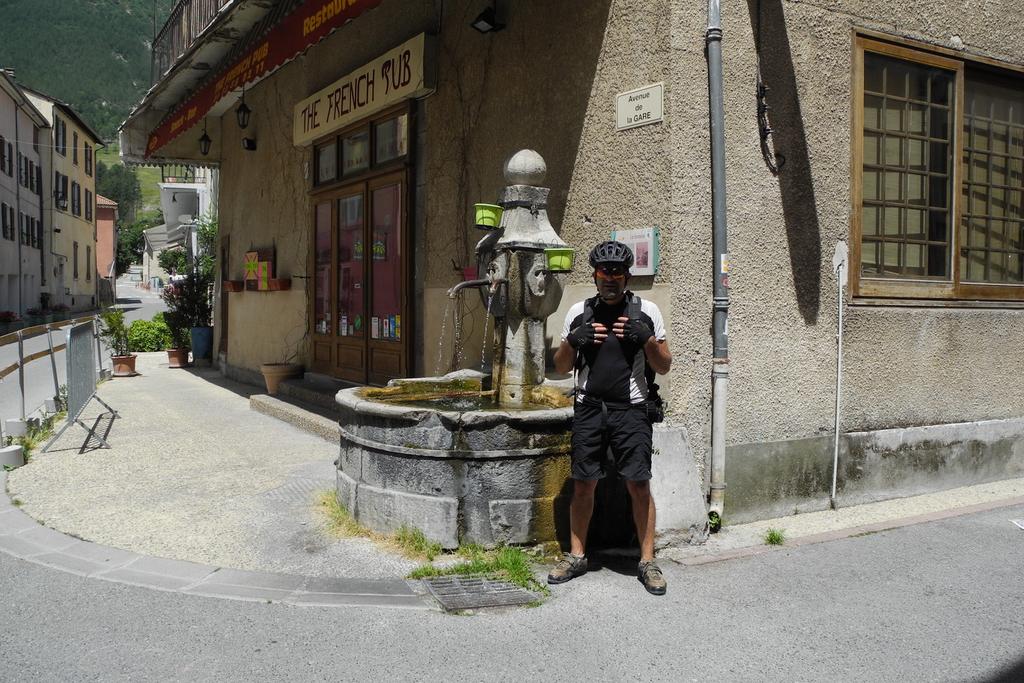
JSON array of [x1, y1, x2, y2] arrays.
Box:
[[1, 505, 1021, 681], [0, 278, 165, 425]]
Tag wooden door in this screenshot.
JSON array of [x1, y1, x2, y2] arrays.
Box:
[[309, 172, 408, 384]]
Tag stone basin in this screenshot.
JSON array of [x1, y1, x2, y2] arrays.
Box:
[[335, 375, 574, 548]]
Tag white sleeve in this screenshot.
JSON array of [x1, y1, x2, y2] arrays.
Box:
[[645, 301, 667, 341], [561, 302, 584, 341]]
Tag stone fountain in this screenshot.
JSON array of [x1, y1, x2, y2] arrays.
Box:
[[335, 150, 575, 548]]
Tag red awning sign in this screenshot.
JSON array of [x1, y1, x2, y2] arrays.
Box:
[[146, 0, 382, 158]]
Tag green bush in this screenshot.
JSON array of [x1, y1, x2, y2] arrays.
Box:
[[128, 319, 171, 352]]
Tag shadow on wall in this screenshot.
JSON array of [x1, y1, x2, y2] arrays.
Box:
[[747, 0, 822, 325]]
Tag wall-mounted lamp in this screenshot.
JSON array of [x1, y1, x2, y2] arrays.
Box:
[[236, 85, 252, 130], [198, 119, 211, 156], [470, 4, 505, 33]]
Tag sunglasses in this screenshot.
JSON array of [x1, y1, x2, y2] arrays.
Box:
[[594, 266, 627, 280]]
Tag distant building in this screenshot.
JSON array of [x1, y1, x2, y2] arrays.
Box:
[[141, 222, 186, 287], [95, 194, 117, 306], [0, 69, 48, 316], [23, 86, 103, 313]]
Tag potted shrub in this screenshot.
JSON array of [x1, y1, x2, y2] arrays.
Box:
[[98, 309, 137, 376], [164, 310, 191, 368], [162, 273, 213, 364]]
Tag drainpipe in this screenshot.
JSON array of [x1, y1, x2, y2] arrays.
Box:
[[707, 0, 729, 521]]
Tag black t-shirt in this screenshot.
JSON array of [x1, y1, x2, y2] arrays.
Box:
[[576, 299, 638, 404]]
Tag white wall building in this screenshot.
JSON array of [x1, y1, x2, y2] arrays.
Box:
[[0, 70, 48, 316]]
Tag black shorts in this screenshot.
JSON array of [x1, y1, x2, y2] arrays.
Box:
[[571, 399, 653, 482]]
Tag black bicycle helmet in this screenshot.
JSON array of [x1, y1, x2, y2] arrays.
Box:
[[588, 240, 634, 269]]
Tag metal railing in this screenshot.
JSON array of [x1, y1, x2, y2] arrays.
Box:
[[0, 315, 102, 429], [161, 164, 197, 183], [151, 0, 233, 83]]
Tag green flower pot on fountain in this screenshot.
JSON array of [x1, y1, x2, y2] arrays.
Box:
[[474, 203, 503, 230], [334, 150, 576, 549], [544, 248, 575, 273]]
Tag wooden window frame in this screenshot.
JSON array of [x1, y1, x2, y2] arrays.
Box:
[[851, 34, 1024, 302], [310, 102, 412, 192]]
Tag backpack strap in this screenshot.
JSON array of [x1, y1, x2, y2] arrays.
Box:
[[573, 295, 601, 373], [626, 291, 641, 320]]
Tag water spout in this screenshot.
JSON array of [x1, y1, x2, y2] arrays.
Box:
[[447, 278, 491, 299]]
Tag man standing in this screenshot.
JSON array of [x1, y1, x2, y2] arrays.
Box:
[[548, 240, 673, 595]]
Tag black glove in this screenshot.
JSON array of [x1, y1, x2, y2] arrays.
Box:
[[566, 324, 597, 349], [622, 318, 654, 346]]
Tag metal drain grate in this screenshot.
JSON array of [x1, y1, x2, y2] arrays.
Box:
[[260, 478, 331, 504], [422, 575, 539, 611]]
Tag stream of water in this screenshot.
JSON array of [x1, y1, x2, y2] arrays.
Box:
[[480, 293, 494, 369], [434, 298, 454, 376]]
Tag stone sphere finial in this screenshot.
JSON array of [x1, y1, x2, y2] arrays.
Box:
[[504, 149, 547, 185]]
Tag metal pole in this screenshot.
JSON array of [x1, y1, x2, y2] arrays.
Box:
[[830, 273, 843, 509], [829, 241, 848, 510], [17, 330, 26, 419], [707, 0, 730, 520], [46, 324, 59, 402], [94, 316, 103, 374]]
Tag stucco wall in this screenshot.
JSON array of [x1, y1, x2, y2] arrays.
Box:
[[660, 0, 1024, 488], [217, 0, 663, 374]]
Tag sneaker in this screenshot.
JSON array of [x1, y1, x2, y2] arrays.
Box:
[[547, 553, 588, 584], [638, 560, 667, 595]]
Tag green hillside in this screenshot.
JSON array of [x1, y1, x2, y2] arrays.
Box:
[[0, 0, 175, 140]]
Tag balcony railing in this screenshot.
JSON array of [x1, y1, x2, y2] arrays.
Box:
[[151, 0, 233, 84], [161, 164, 198, 183]]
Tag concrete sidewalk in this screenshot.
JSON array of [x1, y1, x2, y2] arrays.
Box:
[[5, 351, 1024, 607], [6, 353, 420, 580]]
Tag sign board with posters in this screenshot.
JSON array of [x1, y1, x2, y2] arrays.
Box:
[[610, 227, 660, 276], [293, 33, 435, 146]]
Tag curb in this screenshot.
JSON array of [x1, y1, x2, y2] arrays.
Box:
[[0, 472, 433, 610], [671, 494, 1024, 567]]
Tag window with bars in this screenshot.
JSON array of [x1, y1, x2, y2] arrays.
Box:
[[961, 73, 1024, 285], [854, 37, 1024, 300]]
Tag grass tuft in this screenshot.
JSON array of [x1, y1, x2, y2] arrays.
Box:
[[394, 526, 442, 561], [317, 491, 369, 537], [764, 527, 786, 546], [316, 491, 442, 561]]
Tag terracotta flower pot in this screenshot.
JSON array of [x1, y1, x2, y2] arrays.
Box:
[[260, 362, 303, 394], [111, 354, 138, 377], [167, 348, 189, 368], [222, 280, 244, 293], [268, 278, 292, 291]]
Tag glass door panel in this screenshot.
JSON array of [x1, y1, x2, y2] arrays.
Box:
[[313, 201, 332, 335], [371, 183, 402, 342], [337, 194, 365, 337]]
